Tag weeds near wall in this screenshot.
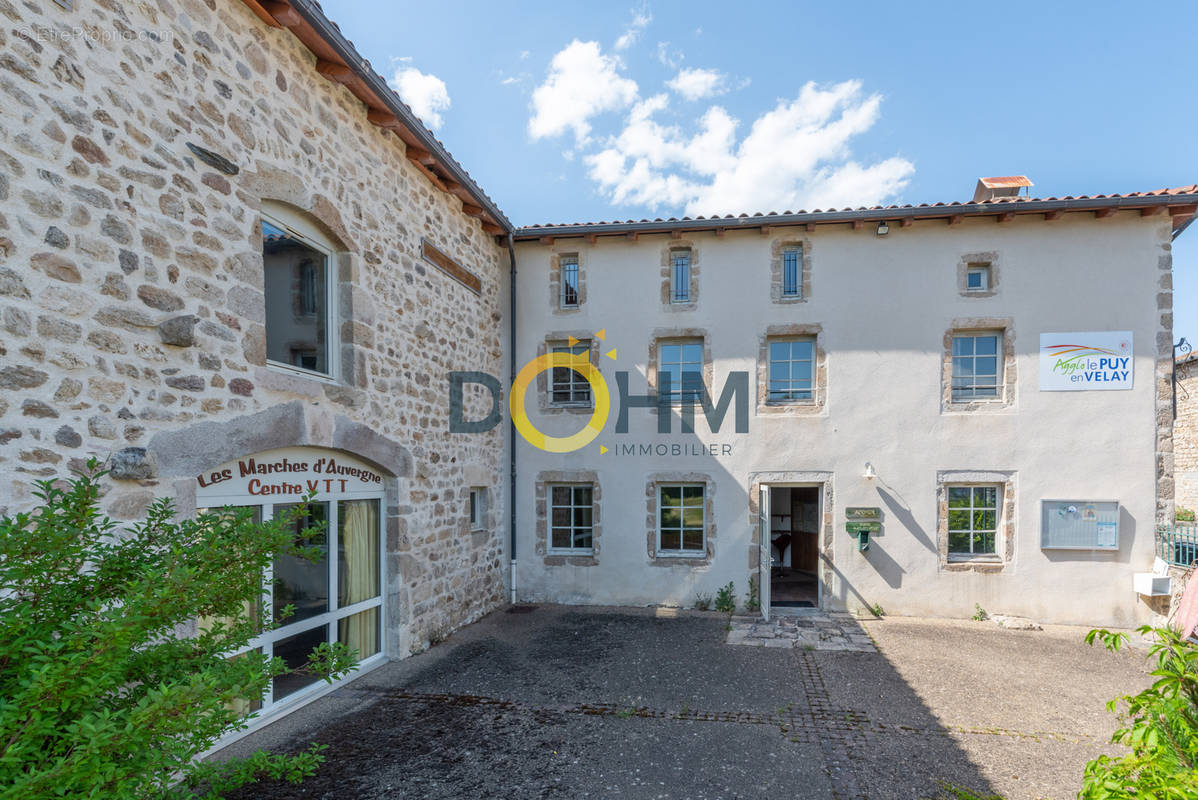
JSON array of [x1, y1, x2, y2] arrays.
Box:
[[714, 582, 736, 613], [693, 592, 713, 611]]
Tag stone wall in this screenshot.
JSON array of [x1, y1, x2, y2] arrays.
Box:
[[1175, 358, 1198, 513], [0, 0, 508, 654]]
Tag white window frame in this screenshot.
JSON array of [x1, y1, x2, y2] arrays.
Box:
[[951, 331, 1002, 402], [197, 495, 386, 721], [261, 203, 340, 383], [658, 340, 704, 406], [559, 255, 580, 308], [657, 482, 706, 557], [946, 484, 1001, 559], [549, 341, 592, 407], [669, 249, 691, 303], [781, 246, 802, 298], [766, 336, 815, 404], [966, 263, 990, 292], [547, 483, 594, 553], [469, 487, 486, 530]]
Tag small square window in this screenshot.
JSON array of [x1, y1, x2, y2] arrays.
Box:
[[469, 488, 486, 530], [966, 264, 990, 292], [549, 484, 594, 552], [658, 483, 705, 555], [550, 342, 591, 406], [952, 332, 1001, 401], [658, 340, 704, 405], [947, 485, 999, 556], [670, 250, 691, 303]]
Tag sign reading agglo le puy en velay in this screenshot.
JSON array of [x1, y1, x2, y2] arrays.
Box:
[[1039, 332, 1133, 391]]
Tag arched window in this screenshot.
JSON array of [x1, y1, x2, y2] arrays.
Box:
[[196, 447, 385, 713], [260, 202, 342, 379]]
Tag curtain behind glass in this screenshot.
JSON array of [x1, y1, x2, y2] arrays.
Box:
[[338, 499, 379, 658]]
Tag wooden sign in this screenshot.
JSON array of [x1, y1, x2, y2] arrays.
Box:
[[846, 521, 881, 534]]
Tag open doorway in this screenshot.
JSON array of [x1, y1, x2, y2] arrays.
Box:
[[767, 486, 820, 608]]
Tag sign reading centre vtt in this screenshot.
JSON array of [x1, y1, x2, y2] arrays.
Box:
[[1039, 332, 1133, 391]]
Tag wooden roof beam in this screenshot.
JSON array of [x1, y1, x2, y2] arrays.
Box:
[[948, 214, 963, 226], [997, 212, 1015, 224], [315, 58, 354, 84], [1141, 205, 1167, 217], [1095, 207, 1118, 219], [258, 0, 301, 27], [899, 217, 913, 228], [586, 234, 598, 245], [1044, 209, 1062, 221]]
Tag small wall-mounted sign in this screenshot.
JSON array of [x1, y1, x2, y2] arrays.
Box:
[[846, 521, 881, 534], [1040, 332, 1133, 391], [846, 507, 881, 520]]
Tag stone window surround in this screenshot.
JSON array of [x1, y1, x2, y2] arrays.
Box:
[[645, 472, 717, 565], [535, 470, 601, 567], [770, 237, 814, 303], [535, 331, 602, 414], [941, 317, 1017, 413], [549, 250, 587, 313], [957, 251, 1000, 298], [757, 323, 827, 416], [659, 240, 700, 311], [247, 189, 372, 395], [748, 472, 834, 604], [936, 470, 1016, 573], [647, 328, 713, 410]]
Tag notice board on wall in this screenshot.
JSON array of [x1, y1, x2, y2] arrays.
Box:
[[1040, 500, 1120, 550]]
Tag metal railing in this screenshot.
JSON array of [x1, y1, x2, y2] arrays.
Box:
[[1157, 524, 1198, 567]]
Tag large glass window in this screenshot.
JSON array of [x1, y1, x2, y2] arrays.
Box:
[[550, 484, 593, 551], [550, 341, 592, 405], [952, 333, 1001, 401], [263, 214, 331, 376], [767, 338, 815, 403], [658, 484, 705, 555], [658, 340, 704, 405], [197, 450, 385, 718], [947, 485, 999, 556]]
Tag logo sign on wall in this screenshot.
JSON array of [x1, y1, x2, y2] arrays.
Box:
[[1039, 332, 1133, 391]]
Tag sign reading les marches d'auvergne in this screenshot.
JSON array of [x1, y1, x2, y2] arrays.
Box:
[[1039, 331, 1133, 391]]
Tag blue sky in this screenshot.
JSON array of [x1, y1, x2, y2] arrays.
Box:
[[322, 0, 1198, 343]]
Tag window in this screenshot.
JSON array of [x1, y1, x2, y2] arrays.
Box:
[[782, 246, 802, 297], [966, 263, 990, 292], [549, 484, 593, 552], [658, 484, 705, 555], [951, 333, 1001, 401], [263, 211, 333, 377], [947, 485, 999, 557], [469, 488, 486, 530], [670, 249, 691, 303], [767, 338, 815, 403], [550, 341, 592, 406], [560, 256, 580, 308], [658, 340, 704, 405]]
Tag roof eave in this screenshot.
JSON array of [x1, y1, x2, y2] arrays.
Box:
[[513, 194, 1198, 242]]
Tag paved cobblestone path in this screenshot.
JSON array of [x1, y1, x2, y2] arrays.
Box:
[[218, 607, 1150, 800]]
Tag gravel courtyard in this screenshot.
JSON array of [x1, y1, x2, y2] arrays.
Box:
[[215, 606, 1151, 800]]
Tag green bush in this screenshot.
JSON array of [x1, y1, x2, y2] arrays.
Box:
[[1082, 625, 1198, 799], [1176, 507, 1196, 523], [0, 464, 357, 799], [714, 582, 736, 613]]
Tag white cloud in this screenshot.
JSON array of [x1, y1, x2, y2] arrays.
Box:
[[389, 66, 451, 130], [667, 67, 726, 101], [655, 41, 684, 69], [583, 80, 913, 216], [614, 9, 652, 51], [528, 40, 639, 144]]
